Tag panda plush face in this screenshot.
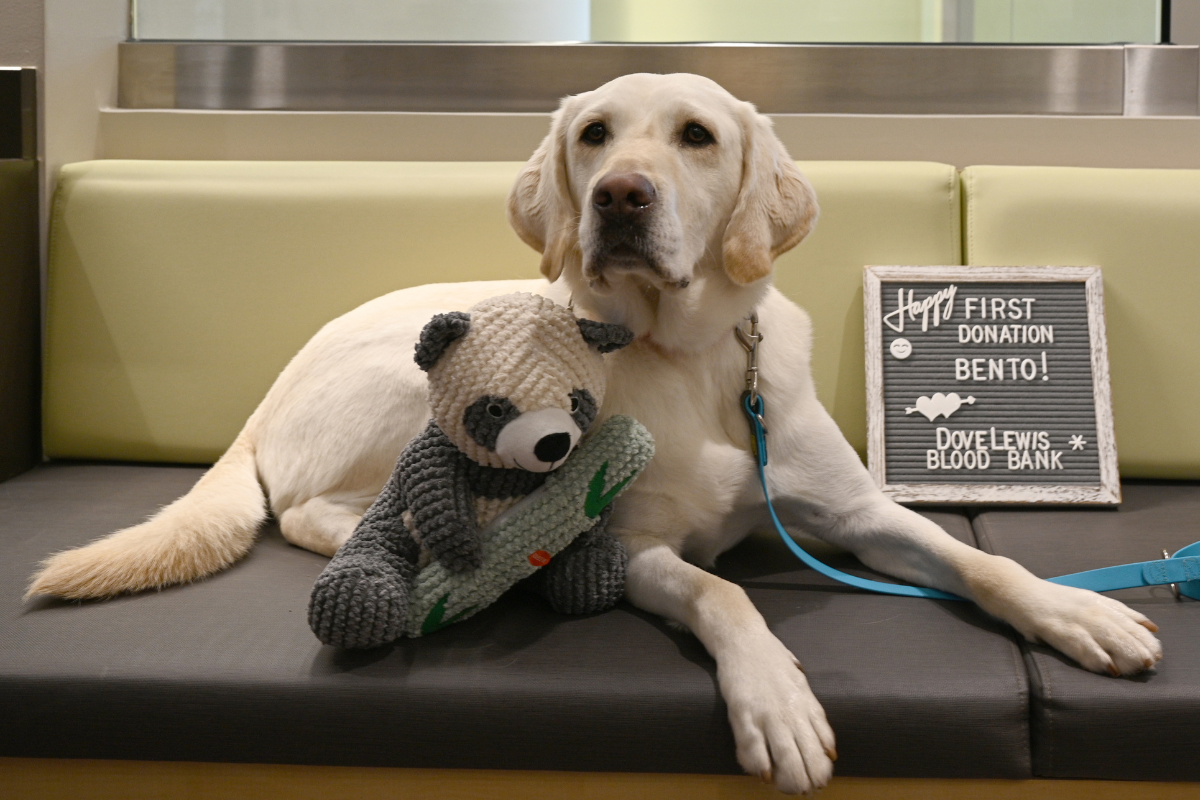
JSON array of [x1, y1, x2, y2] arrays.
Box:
[[415, 293, 633, 472]]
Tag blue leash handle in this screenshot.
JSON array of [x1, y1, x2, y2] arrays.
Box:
[[744, 394, 1200, 601]]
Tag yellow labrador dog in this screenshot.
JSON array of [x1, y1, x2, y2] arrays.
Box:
[[31, 73, 1161, 794]]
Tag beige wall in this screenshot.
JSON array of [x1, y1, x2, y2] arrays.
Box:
[[44, 0, 125, 191], [1175, 0, 1200, 45], [40, 0, 125, 290], [0, 0, 43, 67]]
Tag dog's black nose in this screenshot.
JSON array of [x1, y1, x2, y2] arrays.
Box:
[[534, 432, 572, 463], [592, 173, 656, 222]]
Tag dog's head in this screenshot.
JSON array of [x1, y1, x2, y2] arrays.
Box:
[[508, 73, 818, 320]]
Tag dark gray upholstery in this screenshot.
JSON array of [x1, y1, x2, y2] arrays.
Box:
[[0, 464, 1030, 777], [973, 483, 1200, 780], [717, 513, 1031, 778]]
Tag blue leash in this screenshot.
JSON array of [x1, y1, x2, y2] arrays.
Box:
[[743, 393, 1200, 602]]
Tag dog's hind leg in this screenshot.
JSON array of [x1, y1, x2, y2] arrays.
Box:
[[279, 497, 363, 557]]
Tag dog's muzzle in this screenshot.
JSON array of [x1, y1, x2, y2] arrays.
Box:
[[585, 172, 680, 285]]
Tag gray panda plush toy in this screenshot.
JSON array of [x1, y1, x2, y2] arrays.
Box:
[[308, 292, 641, 649]]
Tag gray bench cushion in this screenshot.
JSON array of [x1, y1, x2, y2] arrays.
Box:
[[718, 516, 1031, 778], [973, 484, 1200, 780], [0, 464, 1029, 777]]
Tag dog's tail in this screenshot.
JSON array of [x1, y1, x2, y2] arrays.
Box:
[[26, 433, 267, 600]]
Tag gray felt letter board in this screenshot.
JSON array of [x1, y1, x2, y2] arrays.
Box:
[[864, 266, 1119, 504]]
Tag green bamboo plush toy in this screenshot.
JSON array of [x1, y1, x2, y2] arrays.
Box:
[[308, 293, 655, 648]]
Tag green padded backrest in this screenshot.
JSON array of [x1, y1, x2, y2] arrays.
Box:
[[46, 161, 541, 462], [777, 162, 961, 455], [44, 160, 961, 463], [963, 165, 1200, 479]]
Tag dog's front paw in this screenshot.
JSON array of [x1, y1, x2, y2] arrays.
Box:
[[308, 558, 410, 649], [1008, 580, 1162, 676], [721, 632, 836, 796]]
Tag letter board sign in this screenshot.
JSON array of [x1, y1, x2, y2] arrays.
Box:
[[865, 266, 1119, 504]]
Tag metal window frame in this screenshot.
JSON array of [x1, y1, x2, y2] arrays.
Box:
[[118, 42, 1200, 116]]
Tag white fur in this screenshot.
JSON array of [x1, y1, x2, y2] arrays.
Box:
[[29, 73, 1162, 796]]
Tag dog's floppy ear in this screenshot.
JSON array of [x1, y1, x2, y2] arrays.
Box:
[[577, 318, 635, 353], [507, 102, 579, 283], [415, 311, 471, 371], [722, 107, 819, 286]]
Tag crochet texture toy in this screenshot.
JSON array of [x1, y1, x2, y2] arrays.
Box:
[[308, 293, 655, 648]]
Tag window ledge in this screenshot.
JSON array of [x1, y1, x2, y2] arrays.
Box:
[[119, 42, 1200, 117], [97, 107, 1200, 169]]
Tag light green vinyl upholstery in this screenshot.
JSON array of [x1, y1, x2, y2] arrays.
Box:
[[777, 162, 961, 454], [963, 166, 1200, 478], [44, 160, 961, 463], [45, 161, 541, 463]]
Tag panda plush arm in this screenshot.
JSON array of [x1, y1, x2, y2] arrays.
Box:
[[398, 421, 484, 573]]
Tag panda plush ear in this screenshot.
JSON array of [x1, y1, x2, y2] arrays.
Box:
[[577, 319, 635, 354], [415, 311, 471, 371]]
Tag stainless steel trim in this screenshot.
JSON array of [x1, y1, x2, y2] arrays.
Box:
[[118, 42, 1197, 116], [1125, 45, 1200, 116]]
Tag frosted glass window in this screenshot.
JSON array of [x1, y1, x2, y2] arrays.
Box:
[[132, 0, 1163, 44], [134, 0, 591, 42]]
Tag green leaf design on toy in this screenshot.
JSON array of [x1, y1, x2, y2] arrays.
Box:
[[585, 461, 636, 519], [421, 593, 478, 635]]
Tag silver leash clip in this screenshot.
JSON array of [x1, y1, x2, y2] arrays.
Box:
[[736, 312, 768, 463], [735, 311, 765, 416]]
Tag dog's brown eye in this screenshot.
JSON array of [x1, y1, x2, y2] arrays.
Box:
[[682, 122, 713, 147], [581, 122, 607, 145], [570, 396, 580, 413], [487, 403, 505, 418]]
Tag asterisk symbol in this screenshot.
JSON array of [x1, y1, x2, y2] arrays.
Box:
[[1069, 435, 1086, 451]]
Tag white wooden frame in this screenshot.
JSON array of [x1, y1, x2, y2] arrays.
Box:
[[864, 266, 1120, 505]]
